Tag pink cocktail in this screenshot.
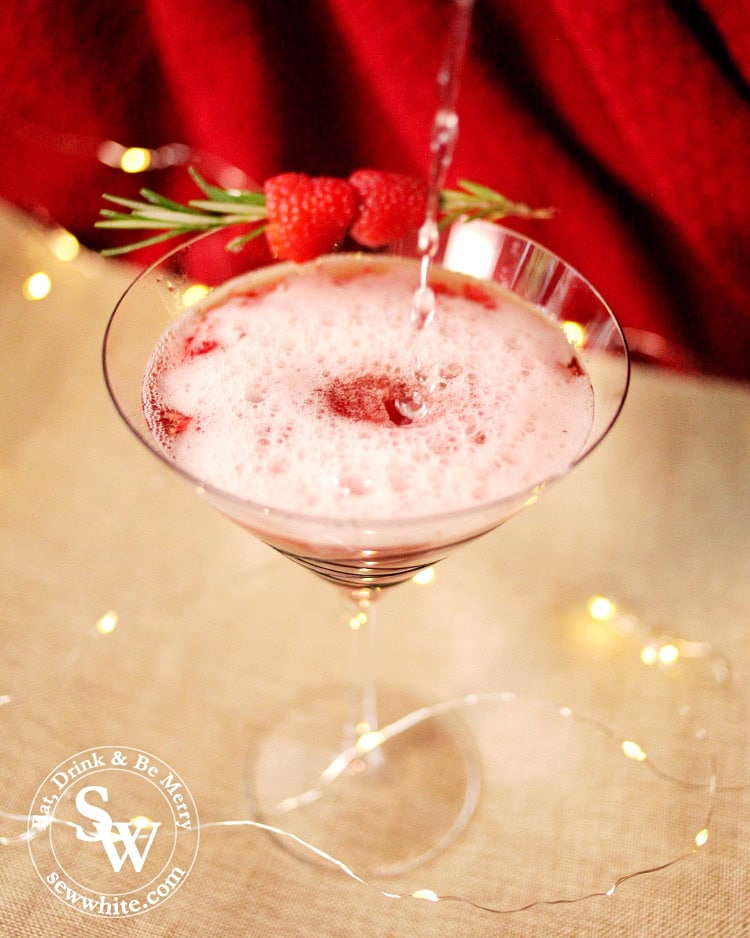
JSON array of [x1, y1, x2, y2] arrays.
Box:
[[141, 251, 596, 585]]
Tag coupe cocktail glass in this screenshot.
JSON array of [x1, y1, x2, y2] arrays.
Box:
[[103, 219, 629, 876]]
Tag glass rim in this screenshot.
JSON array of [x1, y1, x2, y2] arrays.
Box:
[[102, 222, 631, 537]]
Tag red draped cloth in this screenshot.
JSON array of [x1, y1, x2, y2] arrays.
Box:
[[1, 0, 748, 379]]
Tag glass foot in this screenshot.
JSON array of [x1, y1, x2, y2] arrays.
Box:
[[248, 684, 481, 877], [247, 685, 716, 906]]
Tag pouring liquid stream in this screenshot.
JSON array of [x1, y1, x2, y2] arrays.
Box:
[[396, 0, 477, 421]]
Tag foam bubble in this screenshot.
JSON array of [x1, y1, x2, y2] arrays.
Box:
[[143, 257, 593, 519]]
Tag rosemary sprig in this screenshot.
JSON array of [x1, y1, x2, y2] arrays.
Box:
[[96, 167, 268, 255], [440, 180, 554, 226], [96, 167, 552, 256]]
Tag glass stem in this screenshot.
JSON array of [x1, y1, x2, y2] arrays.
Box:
[[344, 588, 383, 766]]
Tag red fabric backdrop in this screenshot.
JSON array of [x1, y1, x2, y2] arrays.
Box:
[[1, 0, 748, 379]]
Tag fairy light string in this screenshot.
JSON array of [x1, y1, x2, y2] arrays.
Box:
[[0, 594, 726, 914]]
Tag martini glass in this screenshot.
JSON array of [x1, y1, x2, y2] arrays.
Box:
[[103, 219, 629, 877]]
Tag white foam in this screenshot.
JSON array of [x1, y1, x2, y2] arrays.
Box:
[[143, 256, 593, 520]]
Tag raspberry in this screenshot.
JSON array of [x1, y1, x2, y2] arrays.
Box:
[[264, 173, 358, 262], [349, 169, 428, 248]]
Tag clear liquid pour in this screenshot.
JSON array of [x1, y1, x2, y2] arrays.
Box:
[[396, 0, 477, 422]]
